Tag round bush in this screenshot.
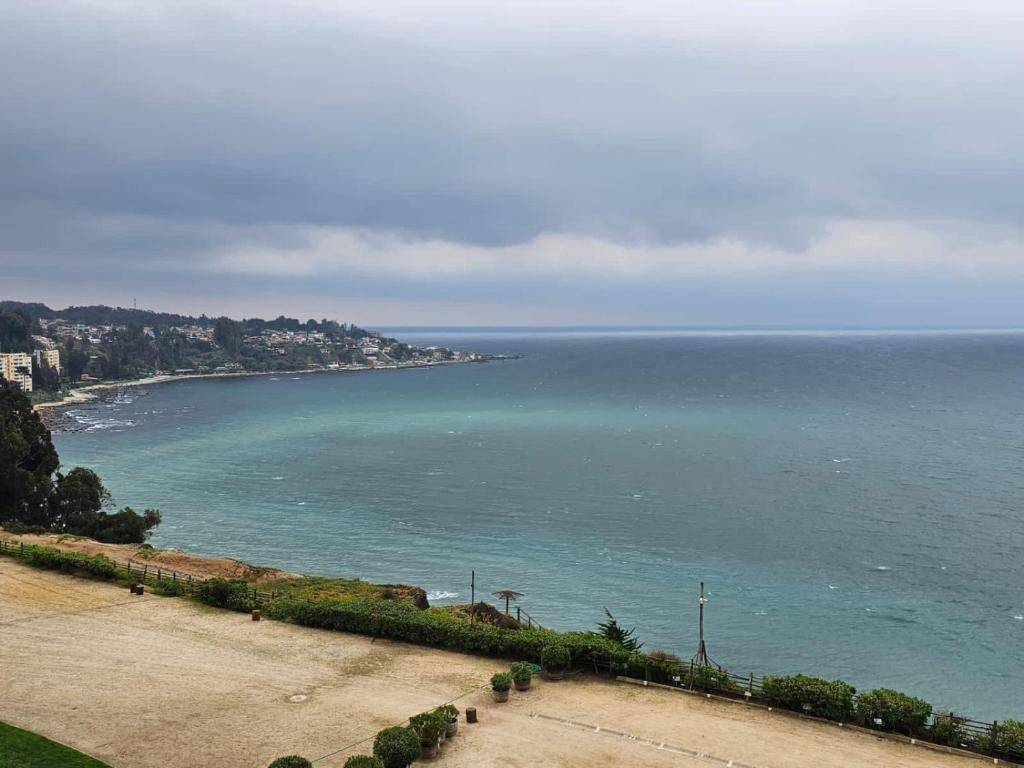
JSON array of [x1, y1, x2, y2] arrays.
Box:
[[343, 757, 384, 768], [541, 644, 570, 671], [372, 726, 421, 768], [268, 757, 312, 768], [510, 661, 533, 683], [491, 671, 513, 692]]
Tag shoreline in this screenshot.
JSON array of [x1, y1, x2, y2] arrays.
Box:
[[32, 357, 489, 413]]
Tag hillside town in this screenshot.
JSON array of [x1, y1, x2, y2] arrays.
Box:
[[0, 302, 491, 396]]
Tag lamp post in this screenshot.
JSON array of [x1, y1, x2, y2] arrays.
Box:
[[691, 581, 719, 669]]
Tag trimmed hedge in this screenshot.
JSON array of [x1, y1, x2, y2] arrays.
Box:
[[263, 597, 629, 666], [856, 688, 932, 734], [762, 674, 856, 721]]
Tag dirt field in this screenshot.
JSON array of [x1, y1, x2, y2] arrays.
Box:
[[0, 558, 990, 768], [0, 530, 300, 581]]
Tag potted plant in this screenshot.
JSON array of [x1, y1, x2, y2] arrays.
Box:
[[435, 704, 459, 737], [541, 644, 570, 680], [491, 672, 513, 702], [408, 712, 445, 759], [343, 758, 383, 768], [510, 661, 533, 691], [372, 726, 421, 768]]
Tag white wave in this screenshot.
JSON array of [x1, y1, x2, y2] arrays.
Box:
[[271, 476, 285, 481], [872, 566, 891, 571], [427, 590, 459, 602], [1015, 615, 1023, 621]]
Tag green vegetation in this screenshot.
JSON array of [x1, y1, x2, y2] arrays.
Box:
[[372, 726, 420, 768], [267, 758, 312, 768], [343, 757, 384, 768], [510, 660, 533, 684], [490, 671, 512, 692], [760, 674, 857, 721], [408, 711, 446, 744], [595, 608, 643, 652], [19, 545, 121, 581], [0, 384, 160, 543], [0, 721, 111, 768], [856, 688, 932, 734], [194, 578, 256, 611], [541, 643, 570, 671]]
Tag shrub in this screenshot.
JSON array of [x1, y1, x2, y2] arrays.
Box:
[[408, 711, 446, 744], [152, 578, 187, 597], [856, 688, 932, 734], [930, 711, 967, 746], [21, 544, 120, 581], [541, 644, 570, 671], [434, 703, 459, 723], [194, 578, 255, 611], [268, 758, 312, 768], [491, 672, 512, 692], [262, 597, 629, 668], [992, 720, 1024, 757], [510, 661, 533, 683], [372, 726, 420, 768], [692, 665, 738, 693], [762, 674, 856, 721], [343, 758, 383, 768]]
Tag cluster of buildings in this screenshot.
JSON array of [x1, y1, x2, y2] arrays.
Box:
[[0, 346, 59, 393]]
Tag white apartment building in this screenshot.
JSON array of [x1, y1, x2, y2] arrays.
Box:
[[34, 348, 60, 373], [1, 352, 33, 392]]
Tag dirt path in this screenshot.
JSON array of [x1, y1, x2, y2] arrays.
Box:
[[0, 532, 299, 582], [0, 559, 991, 768]]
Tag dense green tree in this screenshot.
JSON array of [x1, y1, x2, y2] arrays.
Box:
[[0, 383, 160, 543], [63, 339, 90, 381], [0, 382, 59, 524], [49, 467, 110, 531], [0, 308, 32, 353], [32, 357, 61, 392], [214, 316, 243, 356]]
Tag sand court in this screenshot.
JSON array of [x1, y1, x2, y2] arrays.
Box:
[[0, 559, 992, 768]]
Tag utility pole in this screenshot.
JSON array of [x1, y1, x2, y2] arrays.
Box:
[[691, 581, 718, 669]]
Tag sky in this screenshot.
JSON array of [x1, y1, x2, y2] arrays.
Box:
[[1, 0, 1023, 326]]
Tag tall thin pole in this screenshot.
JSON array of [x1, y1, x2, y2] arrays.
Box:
[[470, 570, 476, 626], [691, 581, 717, 669]]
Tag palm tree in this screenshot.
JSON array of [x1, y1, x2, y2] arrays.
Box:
[[492, 590, 523, 616]]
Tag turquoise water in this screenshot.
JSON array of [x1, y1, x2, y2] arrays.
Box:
[[54, 330, 1024, 720]]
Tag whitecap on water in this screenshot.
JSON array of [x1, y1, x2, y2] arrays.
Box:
[[427, 591, 459, 602], [271, 476, 285, 481]]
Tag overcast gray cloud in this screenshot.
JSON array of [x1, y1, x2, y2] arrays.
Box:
[[1, 0, 1023, 324]]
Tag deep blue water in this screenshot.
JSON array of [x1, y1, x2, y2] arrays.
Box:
[[54, 330, 1024, 720]]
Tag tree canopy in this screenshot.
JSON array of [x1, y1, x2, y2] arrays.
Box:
[[0, 381, 161, 543]]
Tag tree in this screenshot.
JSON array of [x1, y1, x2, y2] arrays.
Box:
[[49, 467, 110, 531], [64, 339, 89, 381], [32, 358, 61, 392], [596, 609, 644, 652], [214, 316, 243, 357], [0, 382, 59, 524], [0, 308, 32, 353]]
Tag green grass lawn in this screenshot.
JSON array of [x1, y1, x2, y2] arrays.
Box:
[[0, 722, 111, 767]]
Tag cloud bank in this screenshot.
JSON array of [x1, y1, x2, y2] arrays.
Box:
[[1, 0, 1022, 324]]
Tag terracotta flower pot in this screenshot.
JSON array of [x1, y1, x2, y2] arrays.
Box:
[[492, 689, 510, 702], [446, 720, 458, 737], [545, 669, 564, 681], [514, 679, 531, 691]]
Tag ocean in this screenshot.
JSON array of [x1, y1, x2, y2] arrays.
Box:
[[53, 329, 1024, 720]]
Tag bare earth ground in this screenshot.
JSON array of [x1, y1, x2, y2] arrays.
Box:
[[0, 559, 989, 768], [0, 530, 300, 581]]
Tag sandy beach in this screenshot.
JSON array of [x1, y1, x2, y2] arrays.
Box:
[[31, 358, 475, 413], [0, 557, 993, 768]]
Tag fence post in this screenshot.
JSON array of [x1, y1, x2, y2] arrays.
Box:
[[173, 571, 177, 582], [748, 673, 754, 695], [157, 568, 161, 580], [144, 564, 148, 578], [516, 606, 521, 622], [992, 721, 999, 751]]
